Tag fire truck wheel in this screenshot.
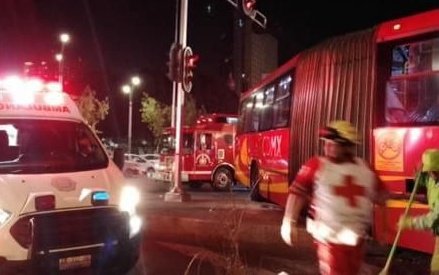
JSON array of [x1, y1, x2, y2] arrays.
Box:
[[212, 167, 233, 191]]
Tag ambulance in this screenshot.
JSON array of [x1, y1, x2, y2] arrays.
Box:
[[0, 77, 142, 274]]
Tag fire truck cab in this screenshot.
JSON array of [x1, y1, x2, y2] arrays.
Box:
[[0, 77, 141, 274], [154, 113, 238, 191]]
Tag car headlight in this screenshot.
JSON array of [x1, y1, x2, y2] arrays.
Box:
[[119, 186, 140, 216], [0, 209, 11, 226]]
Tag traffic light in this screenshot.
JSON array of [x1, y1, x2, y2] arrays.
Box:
[[242, 0, 256, 16], [182, 47, 199, 93], [166, 43, 182, 82]]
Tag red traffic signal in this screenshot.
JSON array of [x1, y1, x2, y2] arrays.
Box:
[[182, 47, 198, 93], [242, 0, 256, 16], [186, 54, 199, 71]]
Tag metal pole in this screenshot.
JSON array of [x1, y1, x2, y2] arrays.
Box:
[[128, 90, 133, 155], [171, 82, 176, 128], [165, 0, 190, 201], [173, 0, 188, 191], [171, 0, 180, 128]]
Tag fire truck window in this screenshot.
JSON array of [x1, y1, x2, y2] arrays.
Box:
[[386, 37, 439, 124], [198, 133, 212, 150], [182, 134, 194, 154], [224, 134, 233, 146]]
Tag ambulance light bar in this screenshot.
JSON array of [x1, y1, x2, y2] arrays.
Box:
[[0, 76, 62, 93], [0, 76, 64, 105]]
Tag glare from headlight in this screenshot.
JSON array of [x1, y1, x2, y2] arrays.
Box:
[[119, 186, 140, 215], [0, 209, 11, 226], [129, 215, 142, 238]]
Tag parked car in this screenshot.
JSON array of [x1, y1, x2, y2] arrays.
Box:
[[123, 153, 159, 177]]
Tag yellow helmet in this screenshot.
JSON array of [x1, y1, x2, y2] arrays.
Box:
[[422, 149, 439, 172], [320, 120, 359, 145]]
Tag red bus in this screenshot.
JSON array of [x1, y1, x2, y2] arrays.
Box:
[[154, 113, 238, 191], [235, 9, 439, 253]]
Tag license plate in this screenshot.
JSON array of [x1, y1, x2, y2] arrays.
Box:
[[59, 254, 91, 270]]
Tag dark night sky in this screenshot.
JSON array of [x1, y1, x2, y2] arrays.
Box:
[[0, 0, 438, 141]]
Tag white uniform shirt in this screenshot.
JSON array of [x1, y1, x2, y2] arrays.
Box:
[[290, 156, 381, 245]]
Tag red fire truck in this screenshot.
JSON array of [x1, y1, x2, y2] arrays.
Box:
[[235, 9, 439, 253], [153, 113, 238, 191]]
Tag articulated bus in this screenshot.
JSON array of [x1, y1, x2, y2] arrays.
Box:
[[235, 9, 439, 253]]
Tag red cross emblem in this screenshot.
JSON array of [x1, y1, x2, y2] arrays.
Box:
[[334, 175, 365, 207]]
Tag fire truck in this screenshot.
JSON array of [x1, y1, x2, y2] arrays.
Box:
[[153, 113, 238, 191]]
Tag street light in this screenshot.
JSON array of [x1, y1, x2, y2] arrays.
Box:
[[122, 76, 141, 156], [58, 33, 70, 90]]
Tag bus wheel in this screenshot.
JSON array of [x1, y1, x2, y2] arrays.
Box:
[[250, 165, 264, 201], [212, 167, 233, 191]]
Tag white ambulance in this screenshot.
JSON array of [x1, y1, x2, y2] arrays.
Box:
[[0, 77, 142, 274]]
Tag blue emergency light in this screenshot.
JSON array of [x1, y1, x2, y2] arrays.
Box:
[[91, 191, 109, 206]]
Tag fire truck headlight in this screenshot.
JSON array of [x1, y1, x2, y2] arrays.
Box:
[[0, 209, 11, 227], [119, 185, 140, 216]]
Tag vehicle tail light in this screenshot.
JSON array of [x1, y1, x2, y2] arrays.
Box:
[[91, 191, 109, 206], [35, 195, 55, 211], [10, 217, 32, 248]]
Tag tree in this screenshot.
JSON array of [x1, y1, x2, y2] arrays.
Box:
[[140, 93, 199, 140], [140, 93, 171, 139], [76, 85, 109, 133]]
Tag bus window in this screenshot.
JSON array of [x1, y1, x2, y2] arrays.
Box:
[[260, 86, 275, 131], [386, 37, 439, 124], [252, 92, 263, 131], [273, 75, 292, 128], [242, 97, 255, 132]]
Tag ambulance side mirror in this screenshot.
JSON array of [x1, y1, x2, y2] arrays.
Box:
[[113, 147, 125, 170]]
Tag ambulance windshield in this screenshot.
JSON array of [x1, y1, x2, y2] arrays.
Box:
[[0, 119, 108, 174]]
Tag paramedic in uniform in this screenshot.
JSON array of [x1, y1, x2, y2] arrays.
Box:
[[281, 120, 387, 275], [399, 149, 439, 274]]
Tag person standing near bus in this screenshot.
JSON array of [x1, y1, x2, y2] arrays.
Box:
[[281, 120, 387, 275], [398, 149, 439, 274]]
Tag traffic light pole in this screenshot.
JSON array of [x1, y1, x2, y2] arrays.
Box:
[[165, 0, 191, 202]]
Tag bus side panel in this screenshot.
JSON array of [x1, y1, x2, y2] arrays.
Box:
[[373, 127, 439, 253], [258, 128, 290, 206], [374, 201, 434, 254], [289, 29, 376, 178]]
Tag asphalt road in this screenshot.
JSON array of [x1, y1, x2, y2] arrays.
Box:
[[127, 177, 431, 275]]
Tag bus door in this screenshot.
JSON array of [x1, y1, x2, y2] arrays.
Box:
[[194, 132, 215, 177]]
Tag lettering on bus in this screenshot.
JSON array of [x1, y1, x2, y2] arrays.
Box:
[[0, 102, 70, 113], [262, 135, 282, 158]]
